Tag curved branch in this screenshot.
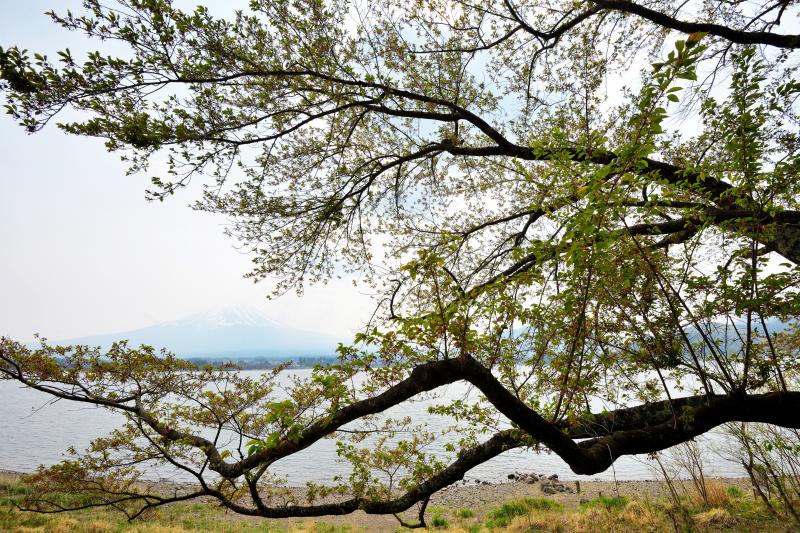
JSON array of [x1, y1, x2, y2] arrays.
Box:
[[5, 344, 800, 480], [591, 0, 800, 48]]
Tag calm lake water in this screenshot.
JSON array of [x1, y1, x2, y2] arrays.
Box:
[[0, 370, 747, 485]]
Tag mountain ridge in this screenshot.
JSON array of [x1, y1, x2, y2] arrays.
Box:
[[55, 306, 342, 359]]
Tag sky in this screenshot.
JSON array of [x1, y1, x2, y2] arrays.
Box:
[[0, 1, 374, 341]]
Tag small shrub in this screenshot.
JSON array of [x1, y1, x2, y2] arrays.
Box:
[[707, 480, 731, 508], [457, 508, 474, 518], [431, 514, 448, 528], [467, 524, 481, 533], [690, 480, 730, 508]]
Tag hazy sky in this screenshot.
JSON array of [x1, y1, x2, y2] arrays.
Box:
[[0, 1, 374, 341]]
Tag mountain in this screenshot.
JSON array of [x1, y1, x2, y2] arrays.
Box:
[[58, 306, 342, 359]]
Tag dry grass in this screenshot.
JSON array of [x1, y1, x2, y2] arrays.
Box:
[[129, 528, 192, 533], [435, 490, 787, 533], [564, 504, 672, 533], [618, 500, 665, 531], [49, 518, 79, 533], [690, 480, 732, 509], [453, 497, 672, 533], [694, 507, 734, 527], [0, 474, 791, 533], [504, 513, 566, 532], [83, 520, 115, 533]]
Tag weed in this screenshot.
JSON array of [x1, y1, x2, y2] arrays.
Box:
[[431, 515, 448, 528]]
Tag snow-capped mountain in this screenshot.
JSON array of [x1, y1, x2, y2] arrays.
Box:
[[161, 307, 284, 329], [58, 306, 342, 359]]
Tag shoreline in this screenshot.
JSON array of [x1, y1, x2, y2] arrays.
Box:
[[0, 467, 749, 490], [0, 469, 755, 532]]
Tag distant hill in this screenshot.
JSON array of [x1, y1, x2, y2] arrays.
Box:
[[57, 307, 343, 359]]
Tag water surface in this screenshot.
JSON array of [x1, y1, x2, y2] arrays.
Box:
[[0, 370, 746, 485]]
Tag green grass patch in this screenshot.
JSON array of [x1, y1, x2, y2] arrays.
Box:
[[485, 497, 563, 528], [581, 494, 628, 511], [456, 508, 474, 518], [0, 482, 33, 495], [727, 485, 745, 498], [313, 523, 352, 533], [431, 514, 448, 528], [18, 514, 50, 527]]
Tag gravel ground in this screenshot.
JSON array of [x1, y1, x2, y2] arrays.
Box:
[[221, 476, 753, 532]]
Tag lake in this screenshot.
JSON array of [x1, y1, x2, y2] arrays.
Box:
[[0, 370, 747, 485]]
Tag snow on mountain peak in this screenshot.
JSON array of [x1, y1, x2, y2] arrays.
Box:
[[168, 306, 284, 329]]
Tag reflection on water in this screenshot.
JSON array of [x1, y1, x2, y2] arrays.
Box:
[[0, 370, 745, 485]]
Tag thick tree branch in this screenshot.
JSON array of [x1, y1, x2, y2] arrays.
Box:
[[591, 0, 800, 49]]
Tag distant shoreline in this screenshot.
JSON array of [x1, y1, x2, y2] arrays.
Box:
[[0, 468, 751, 492], [184, 355, 340, 370]]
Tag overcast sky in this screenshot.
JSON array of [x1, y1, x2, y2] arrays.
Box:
[[0, 1, 374, 341]]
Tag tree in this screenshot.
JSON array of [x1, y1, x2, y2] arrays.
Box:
[[1, 0, 800, 525]]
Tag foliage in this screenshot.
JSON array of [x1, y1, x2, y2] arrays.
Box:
[[1, 0, 800, 525], [728, 422, 800, 526]]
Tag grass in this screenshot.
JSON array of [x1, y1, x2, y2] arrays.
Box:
[[430, 515, 448, 528], [484, 498, 563, 528], [689, 480, 731, 509], [727, 485, 745, 498], [445, 482, 792, 533], [0, 473, 796, 533], [0, 473, 321, 533], [580, 494, 627, 511]]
